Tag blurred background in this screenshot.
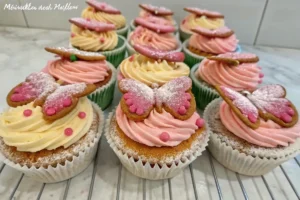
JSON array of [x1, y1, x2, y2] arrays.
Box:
[[0, 0, 299, 49]]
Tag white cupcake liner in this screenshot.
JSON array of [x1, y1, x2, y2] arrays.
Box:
[[204, 99, 300, 176], [116, 24, 129, 37], [129, 19, 179, 33], [105, 110, 210, 180], [1, 102, 104, 183], [126, 32, 182, 56]]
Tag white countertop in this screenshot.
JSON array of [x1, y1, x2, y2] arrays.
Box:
[[0, 26, 299, 200]]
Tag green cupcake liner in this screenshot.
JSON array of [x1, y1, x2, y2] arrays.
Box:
[[116, 24, 129, 38], [183, 39, 204, 68], [88, 63, 117, 110], [179, 27, 192, 42], [190, 64, 220, 110]]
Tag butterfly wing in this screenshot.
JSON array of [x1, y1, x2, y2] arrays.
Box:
[[215, 85, 260, 129], [249, 84, 298, 127], [119, 79, 155, 121], [157, 76, 195, 120]]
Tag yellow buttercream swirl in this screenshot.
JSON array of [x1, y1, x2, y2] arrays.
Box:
[[181, 14, 224, 33], [70, 24, 118, 51], [82, 7, 126, 29], [0, 98, 94, 152], [120, 54, 190, 86]]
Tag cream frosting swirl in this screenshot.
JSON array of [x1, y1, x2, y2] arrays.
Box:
[[0, 98, 94, 152], [44, 59, 109, 84], [198, 59, 263, 91], [129, 26, 178, 51], [116, 105, 200, 147], [119, 54, 190, 86], [220, 102, 300, 147], [70, 24, 118, 51], [189, 34, 238, 54], [81, 6, 126, 29], [181, 14, 224, 33]]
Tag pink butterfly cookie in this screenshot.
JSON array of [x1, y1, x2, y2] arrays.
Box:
[[86, 0, 121, 14], [134, 17, 175, 33], [139, 4, 173, 16], [184, 7, 224, 18], [191, 26, 234, 38], [69, 17, 115, 32]]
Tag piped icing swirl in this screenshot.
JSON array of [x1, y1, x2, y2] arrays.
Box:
[[82, 6, 126, 29], [119, 54, 190, 86], [181, 14, 224, 33], [197, 58, 263, 91], [116, 105, 200, 147], [129, 26, 178, 51], [220, 101, 300, 147], [189, 34, 238, 54], [44, 59, 110, 84], [70, 24, 118, 51], [0, 98, 94, 152]]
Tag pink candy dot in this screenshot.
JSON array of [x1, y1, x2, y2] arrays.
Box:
[[124, 93, 130, 100], [184, 101, 190, 109], [46, 107, 56, 116], [281, 113, 292, 123], [23, 109, 32, 117], [259, 73, 264, 78], [100, 38, 105, 43], [64, 128, 73, 136], [136, 108, 144, 115], [71, 33, 75, 37], [10, 94, 26, 102], [185, 93, 191, 100], [178, 106, 187, 115], [129, 55, 134, 62], [63, 97, 72, 107], [196, 118, 205, 128], [258, 79, 262, 84], [86, 18, 91, 21], [126, 99, 133, 106], [129, 105, 137, 113], [287, 107, 295, 116], [78, 112, 86, 119], [248, 113, 257, 123], [159, 132, 170, 142]]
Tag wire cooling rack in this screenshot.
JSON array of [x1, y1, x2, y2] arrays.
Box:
[[0, 91, 300, 200]]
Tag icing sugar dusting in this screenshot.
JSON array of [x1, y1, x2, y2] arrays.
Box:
[[218, 52, 258, 60], [193, 26, 233, 37], [47, 46, 105, 58], [69, 17, 116, 32]]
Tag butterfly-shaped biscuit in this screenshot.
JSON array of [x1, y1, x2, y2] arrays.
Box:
[[215, 85, 298, 129], [119, 76, 196, 121], [86, 0, 121, 14], [134, 17, 175, 33], [139, 4, 173, 16], [7, 72, 96, 121]]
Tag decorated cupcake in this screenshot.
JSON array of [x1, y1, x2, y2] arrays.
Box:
[[204, 84, 300, 176], [127, 17, 181, 55], [81, 0, 128, 37], [43, 47, 116, 110], [69, 17, 126, 67], [183, 26, 241, 67], [190, 53, 264, 110], [0, 72, 104, 183], [106, 76, 209, 179], [130, 4, 178, 33], [119, 44, 190, 87], [180, 7, 225, 41]]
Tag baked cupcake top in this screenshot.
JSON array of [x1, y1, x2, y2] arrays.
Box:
[[43, 47, 112, 85], [0, 72, 97, 152], [82, 0, 126, 30], [129, 18, 178, 51], [189, 26, 238, 55], [197, 53, 264, 91], [116, 76, 205, 147], [69, 18, 118, 51], [119, 44, 189, 87], [215, 84, 300, 148], [138, 4, 174, 24], [181, 7, 225, 33]]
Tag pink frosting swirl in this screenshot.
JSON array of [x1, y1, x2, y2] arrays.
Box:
[[129, 26, 178, 51], [189, 34, 238, 54], [220, 102, 300, 147], [44, 59, 109, 84], [116, 105, 200, 147], [198, 59, 263, 91]]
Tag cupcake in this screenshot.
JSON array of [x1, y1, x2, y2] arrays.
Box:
[[130, 4, 178, 33], [69, 17, 126, 67], [190, 53, 264, 110], [204, 84, 300, 176], [119, 44, 190, 87], [0, 72, 104, 183], [82, 0, 128, 37], [183, 26, 241, 67], [106, 76, 209, 179], [43, 47, 116, 110], [180, 7, 225, 42], [127, 17, 181, 55]]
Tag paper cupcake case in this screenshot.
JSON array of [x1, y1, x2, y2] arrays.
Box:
[[129, 19, 179, 34], [190, 64, 220, 110], [1, 103, 104, 183], [116, 24, 129, 38], [105, 111, 210, 180], [179, 28, 192, 42], [204, 99, 300, 176], [183, 39, 242, 68], [88, 63, 116, 110]]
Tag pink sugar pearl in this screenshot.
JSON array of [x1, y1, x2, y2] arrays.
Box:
[[63, 97, 72, 107], [281, 113, 292, 123], [287, 107, 295, 116], [129, 105, 137, 113], [248, 113, 257, 123], [196, 118, 205, 128], [10, 94, 26, 102], [184, 101, 190, 109], [46, 107, 56, 116], [126, 99, 133, 106], [159, 132, 170, 142], [71, 33, 75, 37], [259, 73, 264, 78], [178, 106, 187, 115], [185, 93, 191, 100], [78, 112, 86, 119], [23, 109, 32, 117], [136, 108, 144, 115], [64, 128, 73, 136]]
